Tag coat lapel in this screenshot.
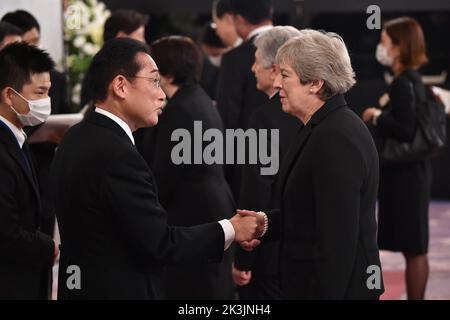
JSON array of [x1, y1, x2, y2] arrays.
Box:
[[0, 127, 41, 208], [275, 94, 348, 196]]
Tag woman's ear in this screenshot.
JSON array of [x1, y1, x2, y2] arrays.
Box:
[[311, 79, 325, 94]]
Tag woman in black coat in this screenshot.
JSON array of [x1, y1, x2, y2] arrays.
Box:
[[239, 29, 384, 299], [363, 17, 431, 300], [134, 36, 235, 299]]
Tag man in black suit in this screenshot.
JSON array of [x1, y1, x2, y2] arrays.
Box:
[[216, 0, 273, 201], [234, 26, 302, 300], [2, 10, 71, 237], [51, 38, 262, 300], [0, 43, 58, 299], [239, 30, 384, 299], [134, 36, 235, 299]]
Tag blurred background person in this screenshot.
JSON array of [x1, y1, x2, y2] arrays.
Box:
[[2, 10, 40, 45], [216, 0, 273, 203], [199, 23, 228, 101], [0, 21, 21, 50], [212, 0, 242, 49], [362, 17, 431, 300], [80, 9, 149, 109], [0, 42, 58, 299], [233, 26, 302, 300], [134, 36, 235, 300]]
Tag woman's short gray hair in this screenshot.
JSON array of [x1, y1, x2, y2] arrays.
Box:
[[275, 29, 356, 100], [254, 26, 301, 68]]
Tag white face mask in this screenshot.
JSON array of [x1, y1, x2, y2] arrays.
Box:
[[376, 44, 394, 67], [208, 55, 222, 68], [9, 88, 51, 126]]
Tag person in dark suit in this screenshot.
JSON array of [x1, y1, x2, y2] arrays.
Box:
[[362, 17, 431, 300], [239, 30, 384, 299], [0, 42, 57, 299], [233, 26, 302, 300], [216, 0, 273, 201], [2, 9, 71, 238], [51, 38, 263, 300], [134, 36, 235, 299]]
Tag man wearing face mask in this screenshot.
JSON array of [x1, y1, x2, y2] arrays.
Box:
[[0, 42, 58, 299]]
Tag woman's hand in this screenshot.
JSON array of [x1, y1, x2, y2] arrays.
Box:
[[362, 107, 382, 123]]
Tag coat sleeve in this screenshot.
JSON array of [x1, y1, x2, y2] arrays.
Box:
[[101, 148, 225, 267], [376, 77, 417, 141], [0, 165, 54, 268], [310, 130, 367, 299]]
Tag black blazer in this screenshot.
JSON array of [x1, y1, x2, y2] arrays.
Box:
[[51, 111, 226, 300], [235, 93, 302, 276], [216, 37, 268, 201], [134, 84, 235, 299], [0, 122, 54, 300], [266, 95, 384, 299]]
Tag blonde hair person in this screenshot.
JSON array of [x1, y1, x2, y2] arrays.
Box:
[[238, 30, 384, 299]]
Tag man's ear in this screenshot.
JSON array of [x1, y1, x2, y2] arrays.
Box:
[[0, 87, 14, 106], [111, 75, 128, 99]]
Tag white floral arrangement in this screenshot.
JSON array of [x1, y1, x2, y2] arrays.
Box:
[[64, 0, 110, 108]]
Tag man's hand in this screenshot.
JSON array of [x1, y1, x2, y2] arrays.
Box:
[[232, 264, 252, 286], [230, 212, 259, 242]]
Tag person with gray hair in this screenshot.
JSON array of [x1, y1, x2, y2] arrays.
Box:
[[238, 29, 384, 299], [233, 26, 302, 300]]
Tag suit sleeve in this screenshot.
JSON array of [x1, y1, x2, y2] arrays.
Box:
[[235, 111, 275, 271], [376, 77, 417, 141], [216, 52, 245, 129], [102, 148, 225, 267], [311, 131, 365, 299], [0, 165, 54, 268], [150, 107, 193, 205]]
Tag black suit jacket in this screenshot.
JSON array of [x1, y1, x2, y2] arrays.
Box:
[[134, 84, 235, 299], [52, 111, 225, 300], [235, 93, 301, 276], [0, 121, 54, 300], [216, 37, 268, 201], [266, 95, 384, 299]]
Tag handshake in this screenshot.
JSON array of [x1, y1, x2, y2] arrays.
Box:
[[230, 209, 267, 251]]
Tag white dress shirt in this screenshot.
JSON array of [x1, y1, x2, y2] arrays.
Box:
[[0, 115, 27, 148], [94, 107, 235, 250], [247, 25, 274, 41]]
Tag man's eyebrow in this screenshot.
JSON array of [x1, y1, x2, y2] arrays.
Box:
[[36, 85, 50, 90], [150, 69, 159, 74]]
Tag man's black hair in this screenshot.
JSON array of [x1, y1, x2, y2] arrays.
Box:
[[0, 21, 22, 44], [89, 38, 151, 103], [0, 42, 54, 94], [1, 10, 40, 33], [229, 0, 273, 25], [103, 9, 149, 42]]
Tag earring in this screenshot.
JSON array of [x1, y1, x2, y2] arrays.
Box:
[[309, 88, 313, 93]]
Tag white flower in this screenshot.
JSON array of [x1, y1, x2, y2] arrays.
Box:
[[73, 35, 86, 48], [82, 42, 96, 55]]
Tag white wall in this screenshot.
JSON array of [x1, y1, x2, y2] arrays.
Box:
[[0, 0, 64, 70]]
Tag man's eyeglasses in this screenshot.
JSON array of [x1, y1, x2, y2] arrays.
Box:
[[129, 76, 161, 89]]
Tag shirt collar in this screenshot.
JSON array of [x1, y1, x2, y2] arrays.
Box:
[[94, 107, 135, 145], [233, 38, 243, 48], [0, 114, 27, 148], [247, 25, 273, 41]]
